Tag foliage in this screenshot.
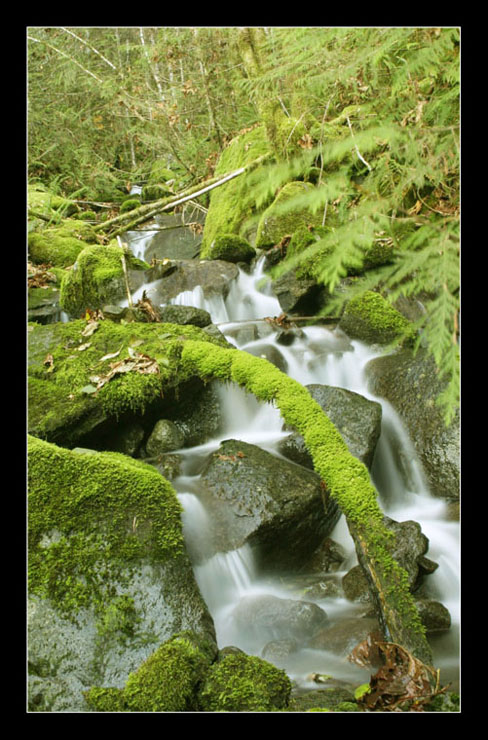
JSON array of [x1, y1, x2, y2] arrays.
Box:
[[245, 27, 460, 424]]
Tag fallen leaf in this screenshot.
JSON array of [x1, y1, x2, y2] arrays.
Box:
[[43, 353, 54, 372], [81, 321, 99, 338], [99, 349, 121, 363], [77, 342, 92, 352]]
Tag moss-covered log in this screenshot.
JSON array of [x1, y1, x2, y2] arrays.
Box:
[[180, 339, 434, 666]]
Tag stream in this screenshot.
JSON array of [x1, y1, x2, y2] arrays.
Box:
[[123, 225, 460, 694]]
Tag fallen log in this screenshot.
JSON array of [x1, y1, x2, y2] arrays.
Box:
[[94, 153, 272, 239]]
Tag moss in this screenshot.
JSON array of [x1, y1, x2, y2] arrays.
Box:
[[180, 340, 430, 656], [200, 125, 272, 257], [141, 183, 172, 201], [73, 209, 97, 221], [339, 290, 416, 346], [207, 234, 256, 263], [28, 319, 231, 443], [28, 218, 98, 267], [59, 244, 149, 316], [119, 198, 141, 213], [28, 436, 185, 618], [255, 181, 322, 249], [148, 161, 174, 183], [85, 632, 213, 712], [198, 653, 291, 712], [28, 184, 80, 217]]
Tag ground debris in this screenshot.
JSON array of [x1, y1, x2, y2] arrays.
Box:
[[348, 634, 447, 712]]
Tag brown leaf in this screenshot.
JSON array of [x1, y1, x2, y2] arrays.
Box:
[[43, 353, 54, 372], [81, 321, 99, 338]]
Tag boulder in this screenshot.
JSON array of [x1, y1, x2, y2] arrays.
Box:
[[199, 439, 340, 570], [338, 290, 416, 346], [255, 181, 321, 249], [365, 347, 460, 501], [232, 594, 329, 645], [27, 437, 216, 712], [207, 233, 256, 263], [310, 616, 381, 656], [139, 259, 239, 306], [146, 419, 185, 456], [272, 267, 327, 314], [279, 384, 382, 470], [342, 515, 439, 602]]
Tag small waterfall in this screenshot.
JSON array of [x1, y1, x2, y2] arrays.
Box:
[[122, 236, 459, 690]]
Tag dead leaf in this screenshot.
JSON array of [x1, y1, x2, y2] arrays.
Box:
[[43, 353, 54, 372], [349, 635, 442, 712], [81, 321, 99, 338], [298, 133, 314, 149], [99, 349, 121, 363], [77, 342, 91, 352]]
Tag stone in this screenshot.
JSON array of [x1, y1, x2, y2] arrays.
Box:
[[146, 419, 185, 456], [232, 594, 329, 644], [199, 439, 340, 570], [279, 384, 382, 470], [366, 347, 460, 501]]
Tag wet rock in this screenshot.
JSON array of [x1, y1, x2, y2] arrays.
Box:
[[309, 617, 381, 656], [261, 639, 298, 662], [232, 594, 329, 644], [157, 304, 211, 327], [342, 515, 440, 604], [302, 537, 347, 574], [288, 687, 357, 712], [366, 348, 460, 501], [139, 259, 239, 305], [170, 382, 223, 447], [109, 422, 145, 457], [244, 343, 288, 372], [272, 267, 327, 314], [279, 384, 382, 470], [146, 419, 185, 456], [199, 439, 340, 570], [414, 599, 451, 633]]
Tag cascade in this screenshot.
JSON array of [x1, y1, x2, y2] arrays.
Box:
[[122, 229, 460, 692]]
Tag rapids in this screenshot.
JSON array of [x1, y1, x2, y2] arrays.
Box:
[[123, 228, 460, 693]]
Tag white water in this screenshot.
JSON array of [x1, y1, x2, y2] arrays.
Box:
[[124, 238, 460, 691]]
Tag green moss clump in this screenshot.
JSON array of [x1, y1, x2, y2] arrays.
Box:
[[208, 234, 256, 263], [59, 244, 149, 316], [200, 125, 272, 257], [198, 653, 291, 712], [28, 319, 231, 443], [141, 183, 172, 201], [28, 184, 80, 218], [148, 161, 174, 184], [255, 181, 321, 249], [28, 436, 185, 618], [85, 632, 213, 712], [119, 198, 141, 213], [28, 219, 98, 267], [339, 290, 416, 346]]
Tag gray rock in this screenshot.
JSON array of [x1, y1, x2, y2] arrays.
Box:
[[146, 419, 185, 456], [157, 304, 211, 327], [140, 259, 239, 305], [199, 439, 340, 570], [279, 384, 382, 470], [232, 594, 329, 644], [310, 616, 381, 656], [272, 267, 327, 314], [366, 348, 460, 500]]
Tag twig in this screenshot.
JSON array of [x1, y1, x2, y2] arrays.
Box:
[[346, 115, 372, 172]]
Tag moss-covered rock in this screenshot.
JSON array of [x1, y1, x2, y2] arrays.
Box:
[[200, 125, 272, 257], [28, 439, 217, 711], [85, 632, 216, 712], [198, 652, 292, 712], [28, 183, 80, 218], [59, 243, 149, 316], [119, 198, 141, 213], [255, 181, 321, 250], [339, 290, 416, 346], [27, 318, 232, 446], [28, 219, 99, 267], [207, 233, 256, 263]]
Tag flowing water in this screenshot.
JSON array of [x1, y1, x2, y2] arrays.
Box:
[[124, 229, 460, 693]]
